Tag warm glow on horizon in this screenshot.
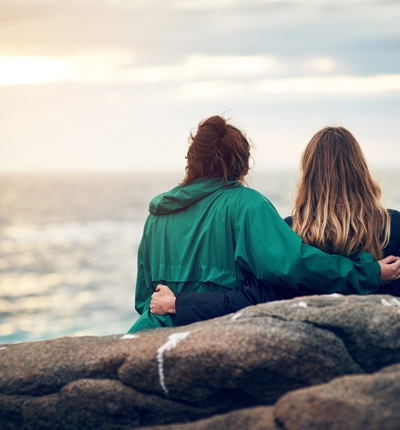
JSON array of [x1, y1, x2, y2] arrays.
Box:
[[0, 56, 68, 86], [0, 0, 398, 172]]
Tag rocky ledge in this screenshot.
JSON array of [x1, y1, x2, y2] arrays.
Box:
[[1, 294, 400, 430]]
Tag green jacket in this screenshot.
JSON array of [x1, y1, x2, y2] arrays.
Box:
[[128, 178, 380, 332]]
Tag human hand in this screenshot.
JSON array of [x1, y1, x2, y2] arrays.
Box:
[[378, 255, 400, 285], [150, 284, 177, 315]]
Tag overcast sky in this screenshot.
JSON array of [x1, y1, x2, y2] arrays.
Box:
[[0, 0, 399, 172]]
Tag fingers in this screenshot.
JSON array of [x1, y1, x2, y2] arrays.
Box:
[[381, 255, 400, 264], [150, 285, 165, 313], [155, 284, 168, 292], [149, 284, 176, 315], [149, 298, 156, 313], [392, 259, 400, 280], [379, 256, 400, 285]]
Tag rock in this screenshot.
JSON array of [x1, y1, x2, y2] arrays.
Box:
[[137, 363, 400, 430], [0, 294, 399, 429], [139, 406, 276, 430], [243, 294, 400, 372], [274, 363, 400, 430]]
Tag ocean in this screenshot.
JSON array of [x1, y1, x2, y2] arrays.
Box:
[[1, 169, 399, 344]]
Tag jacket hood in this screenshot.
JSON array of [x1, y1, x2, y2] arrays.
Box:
[[149, 177, 240, 215]]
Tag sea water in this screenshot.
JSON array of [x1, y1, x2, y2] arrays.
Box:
[[1, 169, 399, 344]]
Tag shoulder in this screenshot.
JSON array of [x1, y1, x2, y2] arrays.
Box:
[[232, 186, 277, 209], [222, 186, 281, 221], [384, 209, 400, 256], [229, 185, 269, 200], [388, 209, 400, 238], [388, 209, 400, 222]]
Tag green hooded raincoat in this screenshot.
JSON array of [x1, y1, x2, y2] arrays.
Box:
[[128, 178, 380, 332]]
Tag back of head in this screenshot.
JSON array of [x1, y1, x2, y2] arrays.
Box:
[[292, 126, 390, 260], [182, 115, 251, 184]]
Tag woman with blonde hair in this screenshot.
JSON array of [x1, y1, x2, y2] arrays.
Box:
[[291, 126, 392, 261], [150, 126, 400, 326]]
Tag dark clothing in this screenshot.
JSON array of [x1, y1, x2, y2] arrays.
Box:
[[381, 210, 400, 258], [175, 209, 400, 326]]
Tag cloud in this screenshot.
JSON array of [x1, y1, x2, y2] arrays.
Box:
[[177, 74, 400, 99], [0, 56, 67, 86], [255, 74, 400, 94], [168, 0, 237, 9], [301, 57, 338, 73], [131, 0, 386, 8], [0, 53, 282, 86], [1, 51, 399, 101], [0, 0, 399, 172], [120, 54, 281, 83], [0, 0, 399, 76], [0, 50, 132, 86]]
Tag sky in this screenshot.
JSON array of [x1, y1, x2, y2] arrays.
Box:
[[0, 0, 399, 172]]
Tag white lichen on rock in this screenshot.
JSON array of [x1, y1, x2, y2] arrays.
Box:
[[120, 334, 139, 340], [231, 312, 243, 321], [381, 298, 400, 307], [157, 332, 190, 397]]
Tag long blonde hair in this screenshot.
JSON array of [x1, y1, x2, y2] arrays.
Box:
[[291, 127, 390, 260]]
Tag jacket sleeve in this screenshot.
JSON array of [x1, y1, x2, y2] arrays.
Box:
[[233, 190, 381, 296], [376, 281, 400, 297], [175, 277, 301, 326], [175, 291, 229, 326]]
